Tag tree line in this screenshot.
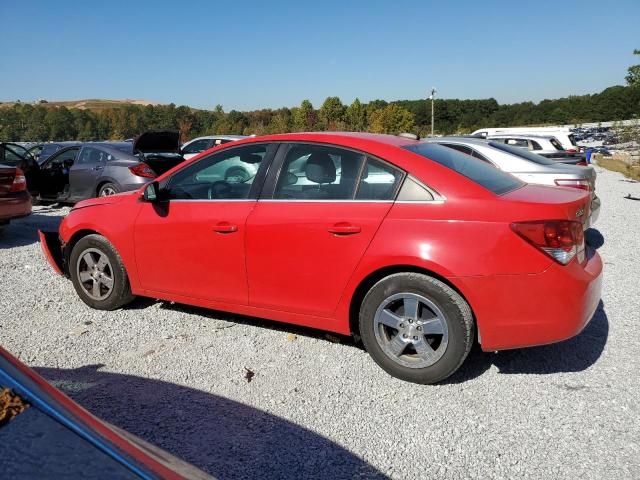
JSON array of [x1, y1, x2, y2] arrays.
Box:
[[0, 85, 638, 143]]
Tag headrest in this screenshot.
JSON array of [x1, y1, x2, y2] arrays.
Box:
[[241, 153, 262, 164], [305, 153, 336, 184]]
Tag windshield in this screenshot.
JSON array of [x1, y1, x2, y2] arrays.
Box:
[[403, 143, 524, 195], [488, 141, 556, 165]]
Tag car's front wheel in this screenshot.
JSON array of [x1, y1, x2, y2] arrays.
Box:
[[359, 273, 474, 384], [69, 234, 135, 310]]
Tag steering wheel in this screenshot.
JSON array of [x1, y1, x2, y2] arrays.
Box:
[[207, 181, 232, 199]]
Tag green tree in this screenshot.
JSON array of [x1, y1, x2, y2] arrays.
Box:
[[293, 99, 317, 131], [345, 98, 367, 131], [367, 104, 415, 134], [626, 49, 640, 87], [319, 97, 345, 130]]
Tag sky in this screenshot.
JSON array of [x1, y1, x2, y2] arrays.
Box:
[[1, 0, 639, 111]]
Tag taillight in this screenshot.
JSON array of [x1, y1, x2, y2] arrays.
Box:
[[9, 168, 27, 192], [128, 163, 156, 178], [566, 148, 577, 153], [576, 161, 588, 166], [554, 179, 591, 191], [511, 220, 585, 265]]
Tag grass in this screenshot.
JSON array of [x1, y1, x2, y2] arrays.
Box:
[[595, 155, 640, 181]]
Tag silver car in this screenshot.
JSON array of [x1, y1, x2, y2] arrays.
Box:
[[429, 137, 601, 227]]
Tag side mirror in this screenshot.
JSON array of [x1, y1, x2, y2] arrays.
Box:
[[143, 181, 159, 202]]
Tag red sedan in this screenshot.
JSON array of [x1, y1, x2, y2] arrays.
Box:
[[40, 133, 602, 383], [0, 166, 31, 234]]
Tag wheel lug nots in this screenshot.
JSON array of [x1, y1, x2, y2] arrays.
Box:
[[403, 334, 408, 338], [417, 326, 422, 331], [399, 323, 404, 328], [413, 336, 418, 340]]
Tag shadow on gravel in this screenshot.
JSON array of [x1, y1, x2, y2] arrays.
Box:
[[585, 228, 605, 249], [443, 300, 609, 384], [34, 366, 387, 480], [124, 299, 363, 349], [0, 207, 66, 249]]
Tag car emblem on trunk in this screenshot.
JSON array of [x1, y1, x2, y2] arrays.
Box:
[[576, 207, 585, 217]]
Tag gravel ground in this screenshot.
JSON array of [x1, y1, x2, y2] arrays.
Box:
[[1, 166, 639, 479]]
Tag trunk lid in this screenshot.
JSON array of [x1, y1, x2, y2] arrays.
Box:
[[502, 184, 591, 224], [133, 131, 181, 154]]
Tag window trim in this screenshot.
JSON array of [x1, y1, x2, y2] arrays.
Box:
[[260, 141, 407, 203], [159, 141, 278, 201]]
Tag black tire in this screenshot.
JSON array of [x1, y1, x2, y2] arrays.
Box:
[[359, 273, 474, 384], [98, 183, 119, 197], [69, 234, 135, 310]]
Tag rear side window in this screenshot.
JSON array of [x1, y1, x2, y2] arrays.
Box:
[[530, 140, 542, 150], [355, 158, 404, 200], [549, 138, 564, 150], [403, 143, 524, 195]]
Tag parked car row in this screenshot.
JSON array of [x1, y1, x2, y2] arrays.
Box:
[[37, 131, 602, 385]]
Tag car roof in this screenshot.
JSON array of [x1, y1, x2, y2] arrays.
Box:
[[488, 134, 557, 140], [234, 132, 420, 148], [190, 135, 247, 141]]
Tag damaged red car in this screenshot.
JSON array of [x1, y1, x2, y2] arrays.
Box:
[[39, 133, 603, 384]]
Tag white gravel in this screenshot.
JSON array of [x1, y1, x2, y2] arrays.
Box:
[[1, 166, 639, 479]]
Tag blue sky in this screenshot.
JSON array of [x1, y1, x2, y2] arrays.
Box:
[[1, 0, 638, 110]]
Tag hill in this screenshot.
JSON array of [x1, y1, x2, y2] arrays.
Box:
[[0, 98, 163, 111]]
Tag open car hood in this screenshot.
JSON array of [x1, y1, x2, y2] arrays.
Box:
[[133, 131, 181, 154]]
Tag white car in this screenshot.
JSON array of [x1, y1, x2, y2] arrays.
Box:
[[180, 135, 246, 160], [472, 127, 579, 153]]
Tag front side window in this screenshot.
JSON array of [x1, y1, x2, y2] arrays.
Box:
[[530, 140, 542, 150], [167, 144, 271, 200], [44, 148, 79, 168], [403, 143, 524, 195]]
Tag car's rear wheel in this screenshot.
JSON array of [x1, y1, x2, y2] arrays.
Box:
[[98, 183, 119, 197], [359, 273, 474, 384], [69, 234, 135, 310]]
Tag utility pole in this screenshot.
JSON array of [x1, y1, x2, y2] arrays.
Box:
[[429, 87, 436, 137]]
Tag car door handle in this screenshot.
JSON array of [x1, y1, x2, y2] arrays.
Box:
[[327, 223, 361, 235], [92, 165, 103, 171], [213, 222, 238, 233]]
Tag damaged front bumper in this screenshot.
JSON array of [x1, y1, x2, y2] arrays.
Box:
[[38, 230, 65, 276]]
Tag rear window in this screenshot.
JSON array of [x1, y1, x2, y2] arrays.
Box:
[[488, 141, 556, 165], [403, 143, 523, 195]]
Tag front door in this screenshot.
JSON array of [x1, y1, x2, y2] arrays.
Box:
[[133, 143, 276, 304], [246, 142, 404, 317]]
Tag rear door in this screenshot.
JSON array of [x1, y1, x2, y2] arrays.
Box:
[[245, 142, 404, 317], [133, 142, 277, 304], [69, 147, 106, 200]]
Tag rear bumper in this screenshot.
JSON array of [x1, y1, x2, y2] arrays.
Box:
[[0, 191, 32, 223], [38, 230, 65, 275], [458, 248, 603, 351]]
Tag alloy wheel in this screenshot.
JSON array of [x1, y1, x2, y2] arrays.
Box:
[[76, 248, 114, 300], [373, 292, 449, 368]]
